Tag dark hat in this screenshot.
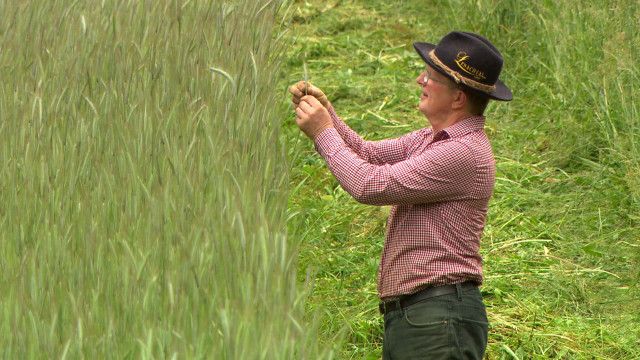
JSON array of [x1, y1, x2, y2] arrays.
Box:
[[414, 31, 512, 101]]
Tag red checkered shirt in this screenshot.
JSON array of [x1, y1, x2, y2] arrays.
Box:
[[314, 107, 496, 300]]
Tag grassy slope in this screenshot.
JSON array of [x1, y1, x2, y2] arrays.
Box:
[[282, 1, 640, 359]]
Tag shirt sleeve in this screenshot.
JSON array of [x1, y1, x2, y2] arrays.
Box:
[[314, 127, 476, 206], [328, 106, 427, 165]]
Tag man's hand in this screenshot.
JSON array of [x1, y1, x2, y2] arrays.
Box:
[[288, 81, 330, 108], [295, 95, 333, 140]]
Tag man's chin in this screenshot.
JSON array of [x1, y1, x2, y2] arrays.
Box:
[[418, 103, 428, 117]]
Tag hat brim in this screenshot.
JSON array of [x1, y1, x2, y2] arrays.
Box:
[[413, 42, 512, 101]]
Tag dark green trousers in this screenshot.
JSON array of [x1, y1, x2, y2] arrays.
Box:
[[382, 285, 488, 359]]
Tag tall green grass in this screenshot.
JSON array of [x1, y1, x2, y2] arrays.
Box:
[[0, 0, 331, 358]]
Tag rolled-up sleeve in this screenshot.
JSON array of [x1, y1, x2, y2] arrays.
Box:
[[314, 127, 476, 205]]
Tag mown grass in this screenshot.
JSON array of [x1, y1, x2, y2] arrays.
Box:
[[283, 0, 639, 358]]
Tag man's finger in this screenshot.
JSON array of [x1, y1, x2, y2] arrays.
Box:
[[315, 94, 328, 105], [295, 107, 306, 118], [298, 100, 313, 113], [289, 84, 303, 98], [308, 90, 328, 105], [301, 95, 322, 107], [298, 81, 322, 96], [296, 81, 327, 98], [295, 80, 308, 92], [298, 82, 319, 95]]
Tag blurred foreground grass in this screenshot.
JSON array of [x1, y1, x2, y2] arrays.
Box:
[[283, 0, 639, 358], [0, 0, 332, 358]]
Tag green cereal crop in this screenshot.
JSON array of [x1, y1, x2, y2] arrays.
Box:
[[0, 0, 332, 358]]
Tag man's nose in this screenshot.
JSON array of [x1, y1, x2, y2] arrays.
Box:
[[416, 73, 425, 85]]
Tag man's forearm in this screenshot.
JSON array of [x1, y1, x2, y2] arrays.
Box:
[[327, 105, 421, 166]]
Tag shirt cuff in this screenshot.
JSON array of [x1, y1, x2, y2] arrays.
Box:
[[314, 127, 345, 158]]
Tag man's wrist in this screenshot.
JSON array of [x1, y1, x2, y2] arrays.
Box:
[[310, 124, 333, 141]]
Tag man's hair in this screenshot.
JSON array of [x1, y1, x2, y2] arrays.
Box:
[[463, 89, 490, 116], [443, 75, 490, 116]]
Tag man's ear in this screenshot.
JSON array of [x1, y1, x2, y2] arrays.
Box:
[[451, 89, 466, 111]]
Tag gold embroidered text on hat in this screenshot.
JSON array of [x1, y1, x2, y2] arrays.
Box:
[[428, 50, 497, 93]]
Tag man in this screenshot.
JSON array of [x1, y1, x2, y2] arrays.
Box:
[[289, 31, 512, 359]]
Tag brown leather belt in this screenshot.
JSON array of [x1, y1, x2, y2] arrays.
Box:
[[379, 281, 478, 315]]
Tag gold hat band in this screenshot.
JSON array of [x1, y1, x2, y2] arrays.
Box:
[[428, 50, 496, 93]]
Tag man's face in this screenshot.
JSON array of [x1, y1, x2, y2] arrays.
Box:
[[416, 65, 458, 122]]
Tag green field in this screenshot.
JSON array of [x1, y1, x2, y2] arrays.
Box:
[[0, 0, 638, 359], [284, 0, 639, 359]]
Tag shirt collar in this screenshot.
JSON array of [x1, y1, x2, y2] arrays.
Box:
[[431, 115, 486, 142]]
